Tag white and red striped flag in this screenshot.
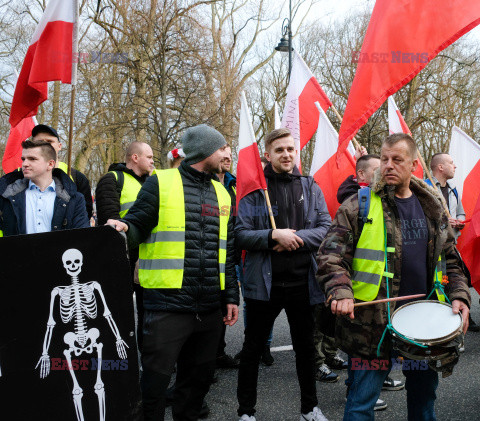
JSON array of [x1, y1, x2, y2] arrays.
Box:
[[310, 103, 356, 218], [388, 95, 423, 178], [281, 52, 332, 169], [449, 126, 480, 291], [8, 0, 78, 128], [236, 91, 267, 208], [449, 126, 480, 221]]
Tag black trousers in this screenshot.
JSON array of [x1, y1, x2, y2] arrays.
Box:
[[141, 309, 222, 421], [237, 284, 318, 416]]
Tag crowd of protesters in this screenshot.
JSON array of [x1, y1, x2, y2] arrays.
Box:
[[0, 123, 476, 421]]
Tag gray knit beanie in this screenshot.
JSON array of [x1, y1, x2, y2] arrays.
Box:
[[181, 124, 227, 165]]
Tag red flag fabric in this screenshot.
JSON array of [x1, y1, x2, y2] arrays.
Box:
[[2, 117, 36, 173], [310, 105, 356, 218], [337, 0, 480, 160], [282, 51, 332, 168], [387, 95, 424, 178], [457, 193, 480, 291], [9, 0, 77, 128], [236, 92, 267, 208]]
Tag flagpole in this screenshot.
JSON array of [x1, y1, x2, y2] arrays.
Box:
[[264, 190, 277, 229], [331, 105, 361, 150], [67, 0, 79, 177]]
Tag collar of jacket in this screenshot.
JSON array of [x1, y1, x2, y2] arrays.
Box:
[[2, 175, 70, 202], [263, 163, 302, 181], [179, 160, 219, 184], [370, 169, 446, 221], [224, 171, 236, 190], [107, 162, 149, 183]]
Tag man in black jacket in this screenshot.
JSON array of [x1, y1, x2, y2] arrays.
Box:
[[108, 124, 239, 421], [96, 141, 154, 350], [31, 124, 93, 219]]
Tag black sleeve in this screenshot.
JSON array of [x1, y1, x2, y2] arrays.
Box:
[[122, 175, 160, 250], [223, 211, 240, 305], [73, 169, 93, 219], [96, 172, 121, 225]]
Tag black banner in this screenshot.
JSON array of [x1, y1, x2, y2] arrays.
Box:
[[0, 226, 141, 420]]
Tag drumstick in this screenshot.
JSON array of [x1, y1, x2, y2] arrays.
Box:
[[354, 294, 426, 307]]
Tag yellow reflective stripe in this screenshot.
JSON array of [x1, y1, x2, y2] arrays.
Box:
[[352, 271, 381, 285], [212, 178, 231, 291], [0, 230, 3, 237], [57, 162, 75, 181], [120, 201, 135, 212], [139, 259, 184, 270], [387, 247, 395, 253], [383, 272, 394, 278], [354, 248, 384, 262], [145, 231, 185, 243]]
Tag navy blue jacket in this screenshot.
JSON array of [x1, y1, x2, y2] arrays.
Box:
[[235, 173, 331, 304], [0, 168, 90, 236]]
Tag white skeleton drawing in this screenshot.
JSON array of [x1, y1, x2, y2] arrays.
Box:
[[36, 248, 128, 421]]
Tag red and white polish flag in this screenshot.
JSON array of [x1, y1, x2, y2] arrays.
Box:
[[2, 115, 37, 174], [450, 126, 480, 290], [281, 52, 332, 168], [449, 126, 480, 221], [9, 0, 78, 128], [310, 103, 356, 218], [236, 91, 268, 208], [387, 95, 423, 178]]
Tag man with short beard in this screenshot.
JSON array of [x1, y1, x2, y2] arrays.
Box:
[[108, 124, 239, 421], [317, 133, 470, 420], [236, 128, 331, 421]]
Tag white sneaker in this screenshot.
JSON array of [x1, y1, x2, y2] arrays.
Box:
[[301, 406, 329, 421], [239, 415, 256, 421]]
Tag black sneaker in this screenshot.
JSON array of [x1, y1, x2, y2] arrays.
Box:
[[216, 353, 239, 369], [468, 315, 480, 332], [316, 364, 338, 383], [261, 346, 274, 366], [382, 376, 405, 391], [199, 401, 210, 419], [374, 398, 387, 411], [325, 355, 348, 370]]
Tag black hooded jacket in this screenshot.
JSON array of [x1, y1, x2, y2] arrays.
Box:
[[337, 174, 360, 204]]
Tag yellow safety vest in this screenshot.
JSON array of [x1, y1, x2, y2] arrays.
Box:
[[57, 161, 75, 182], [352, 190, 447, 302], [110, 171, 143, 218], [138, 168, 231, 290]]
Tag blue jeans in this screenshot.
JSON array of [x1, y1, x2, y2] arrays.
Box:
[[344, 356, 438, 421]]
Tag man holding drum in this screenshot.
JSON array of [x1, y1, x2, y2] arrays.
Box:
[[317, 133, 470, 420]]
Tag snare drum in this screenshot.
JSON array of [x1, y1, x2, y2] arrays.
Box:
[[390, 300, 463, 376]]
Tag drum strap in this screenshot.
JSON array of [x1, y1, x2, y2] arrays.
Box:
[[376, 227, 428, 357], [427, 271, 451, 304]]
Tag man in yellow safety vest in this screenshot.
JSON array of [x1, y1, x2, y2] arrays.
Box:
[[107, 124, 239, 421], [317, 133, 470, 421]]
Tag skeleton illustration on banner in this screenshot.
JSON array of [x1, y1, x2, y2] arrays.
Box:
[[35, 248, 129, 421]]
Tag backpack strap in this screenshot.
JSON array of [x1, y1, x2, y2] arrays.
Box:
[[357, 187, 372, 232], [452, 187, 458, 202], [424, 179, 433, 187]]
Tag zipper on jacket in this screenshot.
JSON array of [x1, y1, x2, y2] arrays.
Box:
[[283, 184, 290, 228]]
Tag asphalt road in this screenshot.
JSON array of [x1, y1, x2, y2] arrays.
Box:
[[165, 289, 480, 421]]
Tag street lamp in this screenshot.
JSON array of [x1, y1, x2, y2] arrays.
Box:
[[275, 0, 293, 79]]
